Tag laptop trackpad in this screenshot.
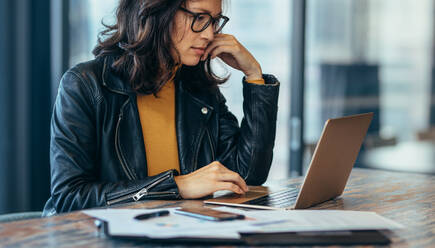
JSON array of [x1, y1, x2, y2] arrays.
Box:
[[210, 186, 274, 204]]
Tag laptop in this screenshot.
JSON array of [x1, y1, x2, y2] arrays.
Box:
[[204, 112, 373, 210]]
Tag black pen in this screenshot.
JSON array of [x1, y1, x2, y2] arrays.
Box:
[[134, 210, 170, 221]]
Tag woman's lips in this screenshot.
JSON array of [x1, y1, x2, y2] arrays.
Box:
[[191, 47, 205, 55]]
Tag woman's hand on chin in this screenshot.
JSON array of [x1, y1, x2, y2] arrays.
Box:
[[201, 34, 263, 81], [174, 161, 249, 199]]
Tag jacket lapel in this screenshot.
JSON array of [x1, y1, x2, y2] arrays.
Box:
[[102, 57, 148, 179], [117, 95, 149, 179], [175, 80, 213, 175]]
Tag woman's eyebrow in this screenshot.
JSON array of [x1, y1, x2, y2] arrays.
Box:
[[192, 7, 222, 16]]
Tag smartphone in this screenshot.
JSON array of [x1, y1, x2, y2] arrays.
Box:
[[174, 207, 245, 221]]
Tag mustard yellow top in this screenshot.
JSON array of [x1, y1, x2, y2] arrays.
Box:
[[137, 76, 264, 177]]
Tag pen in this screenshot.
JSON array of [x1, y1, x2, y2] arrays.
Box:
[[134, 210, 170, 221]]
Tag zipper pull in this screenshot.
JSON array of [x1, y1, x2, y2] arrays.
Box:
[[132, 173, 172, 202], [133, 188, 148, 201]]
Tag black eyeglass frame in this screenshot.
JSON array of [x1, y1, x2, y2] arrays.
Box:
[[178, 7, 229, 34]]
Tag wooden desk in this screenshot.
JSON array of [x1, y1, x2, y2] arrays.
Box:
[[0, 169, 434, 247]]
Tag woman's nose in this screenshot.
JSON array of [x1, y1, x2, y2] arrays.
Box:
[[200, 23, 215, 41]]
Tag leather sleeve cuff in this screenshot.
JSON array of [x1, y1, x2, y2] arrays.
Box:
[[243, 74, 279, 86], [149, 169, 182, 200]]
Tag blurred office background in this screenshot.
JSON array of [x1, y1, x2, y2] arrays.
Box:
[[0, 0, 434, 215]]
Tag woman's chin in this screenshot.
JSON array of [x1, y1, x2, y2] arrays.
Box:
[[181, 56, 202, 66]]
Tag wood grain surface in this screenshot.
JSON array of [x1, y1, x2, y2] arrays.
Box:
[[0, 168, 433, 247]]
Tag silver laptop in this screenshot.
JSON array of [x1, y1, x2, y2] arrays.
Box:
[[204, 113, 373, 210]]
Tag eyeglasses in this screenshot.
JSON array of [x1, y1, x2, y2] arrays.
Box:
[[179, 7, 229, 34]]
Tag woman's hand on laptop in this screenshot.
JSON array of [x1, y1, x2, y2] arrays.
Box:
[[174, 161, 249, 199]]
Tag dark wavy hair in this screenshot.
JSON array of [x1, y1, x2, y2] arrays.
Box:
[[93, 0, 228, 95]]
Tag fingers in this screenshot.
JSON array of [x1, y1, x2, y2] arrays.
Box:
[[207, 161, 248, 192], [209, 45, 237, 59], [217, 182, 245, 194], [201, 34, 261, 78], [176, 161, 249, 199], [202, 36, 239, 61], [217, 172, 248, 192]]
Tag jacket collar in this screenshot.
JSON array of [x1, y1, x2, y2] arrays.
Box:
[[176, 79, 214, 111], [101, 56, 135, 95]]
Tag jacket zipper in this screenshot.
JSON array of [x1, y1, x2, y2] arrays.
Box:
[[106, 190, 176, 206], [107, 174, 175, 205], [115, 100, 136, 180], [103, 62, 137, 181], [132, 174, 172, 201], [206, 128, 215, 161]]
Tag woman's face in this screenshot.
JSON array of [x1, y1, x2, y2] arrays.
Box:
[[172, 0, 223, 66]]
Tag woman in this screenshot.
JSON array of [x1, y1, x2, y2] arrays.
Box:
[[43, 0, 279, 216]]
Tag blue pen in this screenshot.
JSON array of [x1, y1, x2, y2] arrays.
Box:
[[134, 210, 170, 221]]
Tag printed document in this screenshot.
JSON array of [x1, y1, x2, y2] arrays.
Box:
[[83, 207, 403, 239]]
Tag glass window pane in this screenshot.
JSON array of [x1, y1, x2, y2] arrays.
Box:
[[69, 0, 117, 67], [215, 0, 291, 181], [305, 0, 435, 174]]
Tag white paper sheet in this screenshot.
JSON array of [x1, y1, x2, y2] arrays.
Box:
[[83, 208, 258, 239], [214, 207, 405, 233], [83, 207, 403, 239]]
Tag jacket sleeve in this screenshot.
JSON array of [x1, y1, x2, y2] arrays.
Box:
[[46, 71, 179, 215], [216, 74, 280, 185]]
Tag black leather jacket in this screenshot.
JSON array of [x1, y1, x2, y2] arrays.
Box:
[[43, 56, 280, 216]]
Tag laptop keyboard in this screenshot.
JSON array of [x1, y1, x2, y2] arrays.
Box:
[[244, 188, 300, 208]]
